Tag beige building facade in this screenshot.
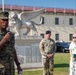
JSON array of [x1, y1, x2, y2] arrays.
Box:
[[0, 4, 76, 42], [17, 12, 76, 42], [35, 13, 76, 42]]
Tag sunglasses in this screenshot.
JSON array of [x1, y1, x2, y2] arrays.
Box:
[[73, 37, 76, 38], [1, 19, 8, 21]]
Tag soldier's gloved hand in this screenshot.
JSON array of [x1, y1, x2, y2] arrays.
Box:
[[47, 54, 53, 58], [3, 32, 11, 41]]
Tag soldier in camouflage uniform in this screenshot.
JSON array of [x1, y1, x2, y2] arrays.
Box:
[[0, 11, 22, 75], [40, 30, 56, 75]]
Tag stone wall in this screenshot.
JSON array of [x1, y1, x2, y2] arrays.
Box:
[[15, 38, 42, 69]]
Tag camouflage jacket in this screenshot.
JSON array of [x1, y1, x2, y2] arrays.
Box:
[[39, 38, 56, 58], [0, 29, 15, 75], [0, 30, 15, 58]]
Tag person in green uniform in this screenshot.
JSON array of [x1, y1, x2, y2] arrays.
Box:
[[40, 30, 56, 75], [0, 11, 22, 75]]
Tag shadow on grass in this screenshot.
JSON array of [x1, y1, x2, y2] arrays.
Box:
[[54, 63, 69, 68]]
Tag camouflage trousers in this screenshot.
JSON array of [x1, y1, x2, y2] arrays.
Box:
[[42, 58, 54, 75], [0, 63, 15, 75], [0, 64, 5, 75], [0, 57, 15, 75]]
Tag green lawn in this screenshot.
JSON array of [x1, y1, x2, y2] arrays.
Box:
[[54, 53, 70, 75], [15, 53, 70, 75]]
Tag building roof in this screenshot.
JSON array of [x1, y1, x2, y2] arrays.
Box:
[[0, 4, 76, 14]]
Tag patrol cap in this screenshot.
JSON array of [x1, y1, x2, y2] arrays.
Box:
[[46, 30, 51, 34], [0, 11, 9, 19]]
